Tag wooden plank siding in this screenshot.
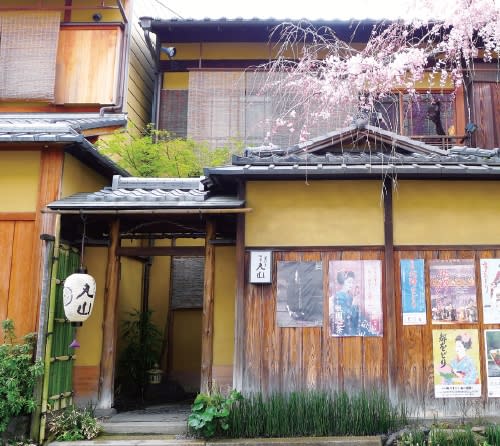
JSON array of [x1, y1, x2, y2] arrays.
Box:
[[240, 247, 500, 415], [472, 83, 500, 149]]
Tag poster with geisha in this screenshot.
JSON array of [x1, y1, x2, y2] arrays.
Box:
[[432, 329, 481, 398], [328, 260, 383, 337], [485, 330, 500, 397], [400, 259, 426, 325], [429, 259, 477, 324], [480, 259, 500, 324]]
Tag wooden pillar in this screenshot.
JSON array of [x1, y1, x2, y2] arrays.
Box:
[[97, 219, 121, 410], [383, 177, 397, 402], [200, 218, 216, 393], [233, 182, 246, 391]]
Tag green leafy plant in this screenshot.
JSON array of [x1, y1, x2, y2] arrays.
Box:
[[228, 389, 407, 438], [117, 309, 163, 400], [485, 424, 500, 446], [188, 388, 243, 438], [47, 405, 101, 441], [97, 125, 237, 177], [0, 319, 44, 434]]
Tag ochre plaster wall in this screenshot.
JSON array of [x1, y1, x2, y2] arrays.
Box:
[[246, 180, 385, 247], [393, 180, 500, 245], [61, 154, 108, 197], [213, 246, 236, 388], [0, 151, 40, 212]]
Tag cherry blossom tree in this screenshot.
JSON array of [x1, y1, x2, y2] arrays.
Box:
[[257, 0, 500, 143]]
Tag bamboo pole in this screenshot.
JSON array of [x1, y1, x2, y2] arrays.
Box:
[[200, 218, 216, 393], [38, 214, 61, 443]]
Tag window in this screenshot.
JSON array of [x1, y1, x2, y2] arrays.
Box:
[[0, 12, 60, 101]]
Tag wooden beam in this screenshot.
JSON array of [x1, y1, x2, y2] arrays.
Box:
[[200, 218, 216, 393], [0, 212, 36, 221], [232, 182, 246, 391], [97, 219, 121, 410], [383, 177, 397, 402], [116, 246, 205, 257]]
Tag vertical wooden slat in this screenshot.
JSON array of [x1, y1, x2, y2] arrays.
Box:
[[32, 148, 64, 335], [200, 218, 216, 392], [383, 177, 397, 401], [323, 251, 342, 392], [233, 182, 246, 391], [97, 219, 121, 410], [244, 282, 262, 393], [340, 250, 363, 391], [0, 222, 15, 332], [8, 221, 36, 336]]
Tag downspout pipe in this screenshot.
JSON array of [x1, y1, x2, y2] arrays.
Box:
[[140, 17, 162, 130], [99, 0, 130, 117]]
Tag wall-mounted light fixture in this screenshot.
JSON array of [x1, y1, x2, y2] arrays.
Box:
[[161, 46, 177, 59]]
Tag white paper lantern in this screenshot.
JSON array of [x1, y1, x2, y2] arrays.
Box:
[[63, 272, 96, 323]]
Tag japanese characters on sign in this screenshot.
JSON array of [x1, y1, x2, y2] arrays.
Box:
[[249, 250, 272, 283]]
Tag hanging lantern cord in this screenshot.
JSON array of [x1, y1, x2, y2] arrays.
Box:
[[79, 214, 87, 273]]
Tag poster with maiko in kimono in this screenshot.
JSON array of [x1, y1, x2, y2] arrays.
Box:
[[485, 329, 500, 397], [432, 329, 481, 398], [328, 260, 383, 337]]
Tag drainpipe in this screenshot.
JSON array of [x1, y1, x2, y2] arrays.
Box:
[[99, 0, 130, 117], [140, 17, 161, 129], [38, 214, 62, 444]]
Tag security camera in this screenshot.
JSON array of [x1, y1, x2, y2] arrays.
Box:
[[92, 13, 102, 22]]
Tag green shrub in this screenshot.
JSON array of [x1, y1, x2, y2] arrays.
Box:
[[486, 424, 500, 446], [227, 389, 408, 438], [47, 406, 101, 441], [0, 320, 44, 434], [188, 388, 243, 438]]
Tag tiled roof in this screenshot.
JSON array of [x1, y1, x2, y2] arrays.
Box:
[[0, 113, 127, 142], [47, 175, 244, 211]]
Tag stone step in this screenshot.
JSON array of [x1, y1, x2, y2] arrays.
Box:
[[101, 421, 188, 435], [48, 435, 382, 446]]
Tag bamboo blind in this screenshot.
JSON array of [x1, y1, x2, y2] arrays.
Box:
[[0, 12, 60, 101], [186, 71, 357, 149]]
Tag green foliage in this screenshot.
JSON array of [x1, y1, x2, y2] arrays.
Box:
[[117, 309, 163, 399], [0, 320, 44, 434], [47, 405, 101, 441], [227, 389, 407, 438], [188, 388, 243, 438], [485, 424, 500, 446], [399, 429, 426, 445], [97, 125, 237, 177]]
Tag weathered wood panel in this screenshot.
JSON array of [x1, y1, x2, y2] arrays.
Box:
[[0, 222, 15, 334], [55, 26, 121, 105], [242, 248, 385, 395], [472, 83, 500, 149], [7, 221, 36, 337]]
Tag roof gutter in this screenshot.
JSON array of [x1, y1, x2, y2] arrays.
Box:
[[43, 208, 252, 215]]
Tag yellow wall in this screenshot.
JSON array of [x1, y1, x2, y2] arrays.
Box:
[[61, 154, 108, 197], [74, 247, 107, 366], [246, 180, 384, 246], [213, 247, 236, 366], [0, 151, 40, 212], [171, 309, 202, 371], [394, 180, 500, 245], [163, 73, 189, 90], [70, 0, 125, 22], [148, 239, 171, 338]]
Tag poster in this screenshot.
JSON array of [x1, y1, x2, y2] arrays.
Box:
[[328, 260, 383, 337], [276, 261, 323, 327], [485, 330, 500, 397], [480, 259, 500, 324], [432, 329, 481, 398], [400, 259, 426, 325], [429, 259, 477, 323]]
